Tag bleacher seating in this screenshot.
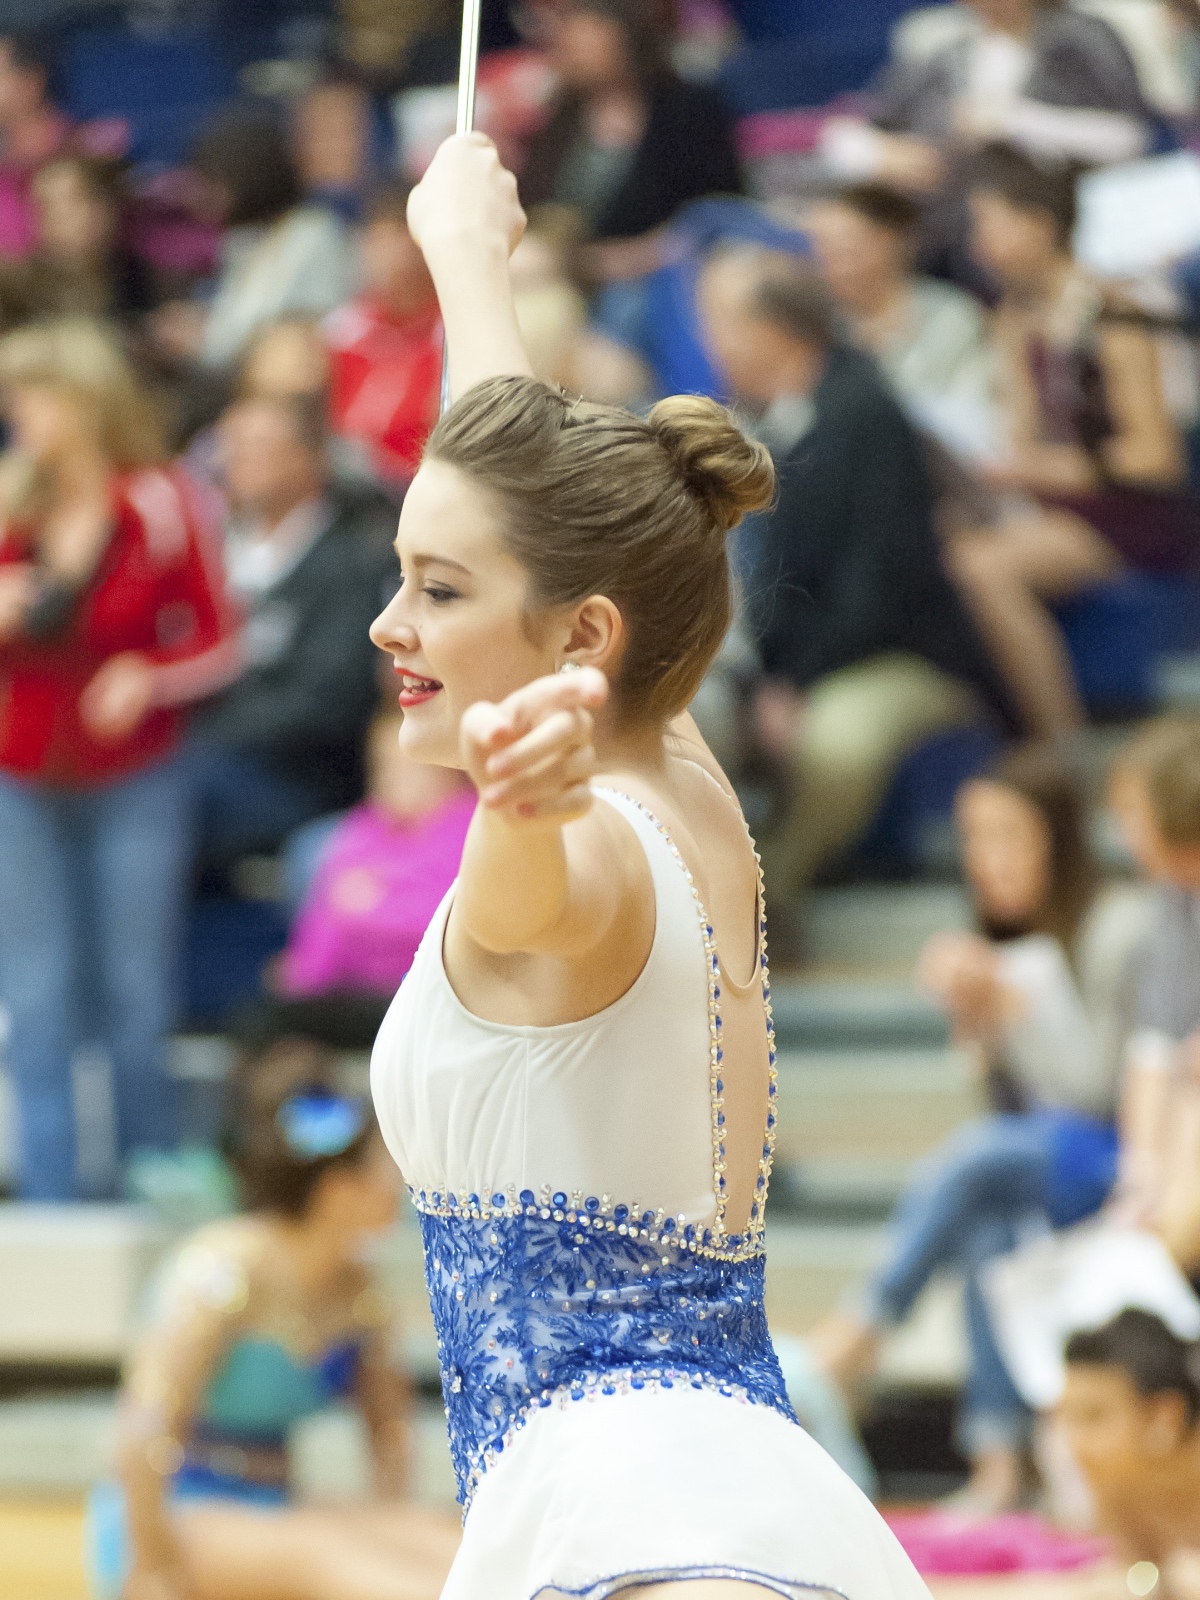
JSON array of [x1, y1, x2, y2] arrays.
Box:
[[1056, 572, 1200, 715], [59, 25, 238, 168]]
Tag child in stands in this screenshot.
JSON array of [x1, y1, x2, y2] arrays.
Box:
[[278, 709, 474, 1006]]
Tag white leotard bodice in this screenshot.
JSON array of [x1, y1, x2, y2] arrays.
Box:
[[372, 789, 719, 1228]]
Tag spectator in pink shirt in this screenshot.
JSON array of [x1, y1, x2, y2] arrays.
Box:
[[279, 710, 474, 1001]]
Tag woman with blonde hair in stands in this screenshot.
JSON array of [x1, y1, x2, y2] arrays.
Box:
[[0, 315, 238, 1200], [365, 133, 931, 1600]]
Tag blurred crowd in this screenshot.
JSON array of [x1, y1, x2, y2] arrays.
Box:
[[4, 0, 1200, 1590]]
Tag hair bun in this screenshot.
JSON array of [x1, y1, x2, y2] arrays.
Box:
[[647, 394, 775, 534]]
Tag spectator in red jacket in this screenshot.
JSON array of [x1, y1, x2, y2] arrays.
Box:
[[0, 316, 238, 1200], [323, 181, 442, 487]]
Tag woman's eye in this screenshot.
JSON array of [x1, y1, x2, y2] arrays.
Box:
[[424, 586, 458, 604]]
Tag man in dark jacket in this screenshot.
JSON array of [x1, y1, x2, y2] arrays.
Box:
[[697, 247, 1014, 895], [184, 392, 395, 868]]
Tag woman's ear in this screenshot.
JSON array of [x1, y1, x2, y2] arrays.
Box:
[[1144, 1393, 1189, 1457], [560, 594, 624, 675]]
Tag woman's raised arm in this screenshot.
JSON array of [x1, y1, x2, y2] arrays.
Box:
[[406, 134, 533, 403]]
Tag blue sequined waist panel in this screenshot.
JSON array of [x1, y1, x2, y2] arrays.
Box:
[[418, 1206, 796, 1506]]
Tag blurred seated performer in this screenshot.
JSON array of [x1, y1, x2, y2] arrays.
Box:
[[1109, 718, 1200, 1280], [323, 182, 442, 488], [519, 0, 743, 288], [694, 249, 1015, 900], [184, 393, 395, 868], [949, 147, 1196, 737], [929, 1311, 1200, 1600], [806, 182, 1004, 466], [0, 154, 156, 329], [0, 317, 236, 1201], [91, 1036, 459, 1600], [809, 746, 1146, 1516], [277, 711, 474, 1013]]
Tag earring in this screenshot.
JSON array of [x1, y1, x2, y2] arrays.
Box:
[[557, 660, 582, 674]]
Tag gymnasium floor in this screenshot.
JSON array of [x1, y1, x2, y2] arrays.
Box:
[[0, 1500, 88, 1600]]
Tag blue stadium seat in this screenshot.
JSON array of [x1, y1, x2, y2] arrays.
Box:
[[1055, 572, 1200, 714], [59, 27, 238, 167], [184, 895, 289, 1029], [719, 35, 892, 115], [851, 724, 1004, 877]]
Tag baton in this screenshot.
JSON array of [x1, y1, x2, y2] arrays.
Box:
[[440, 0, 485, 414]]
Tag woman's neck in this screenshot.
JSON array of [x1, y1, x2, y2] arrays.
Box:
[[1105, 1442, 1200, 1562], [591, 699, 663, 768], [273, 1211, 352, 1295], [851, 276, 913, 342], [1021, 253, 1075, 310], [47, 441, 111, 503]]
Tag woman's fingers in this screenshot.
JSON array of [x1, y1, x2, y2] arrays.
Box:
[[497, 667, 608, 731], [482, 744, 597, 810], [408, 133, 527, 259], [484, 707, 592, 779], [460, 670, 607, 812]]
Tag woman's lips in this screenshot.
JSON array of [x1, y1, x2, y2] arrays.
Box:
[[396, 670, 442, 707]]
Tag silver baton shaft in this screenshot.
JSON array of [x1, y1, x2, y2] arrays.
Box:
[[440, 0, 485, 414]]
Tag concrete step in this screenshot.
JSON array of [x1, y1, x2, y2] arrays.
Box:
[[803, 884, 971, 975], [771, 979, 949, 1051], [0, 1206, 166, 1364], [772, 1045, 981, 1217]]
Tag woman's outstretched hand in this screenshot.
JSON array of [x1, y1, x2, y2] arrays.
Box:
[[461, 668, 608, 825], [407, 132, 526, 268]]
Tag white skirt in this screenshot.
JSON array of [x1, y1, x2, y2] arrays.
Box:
[[440, 1383, 931, 1600]]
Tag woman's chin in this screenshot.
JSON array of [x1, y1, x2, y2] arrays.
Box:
[[396, 714, 460, 769]]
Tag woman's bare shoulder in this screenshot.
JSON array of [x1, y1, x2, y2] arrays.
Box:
[[607, 725, 758, 919]]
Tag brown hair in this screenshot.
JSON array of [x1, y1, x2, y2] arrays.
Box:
[[427, 375, 775, 724], [975, 742, 1098, 947], [969, 142, 1079, 246], [33, 152, 128, 211], [1066, 1309, 1200, 1427], [750, 265, 840, 349], [1116, 714, 1200, 845], [830, 182, 923, 237], [225, 1036, 375, 1217]]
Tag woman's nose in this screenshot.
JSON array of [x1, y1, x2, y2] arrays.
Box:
[[370, 591, 415, 652]]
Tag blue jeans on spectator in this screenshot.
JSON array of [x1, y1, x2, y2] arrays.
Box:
[[178, 738, 331, 868], [862, 1112, 1115, 1457], [0, 759, 189, 1200]]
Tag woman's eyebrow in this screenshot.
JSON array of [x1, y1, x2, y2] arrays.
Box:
[[406, 553, 472, 575]]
